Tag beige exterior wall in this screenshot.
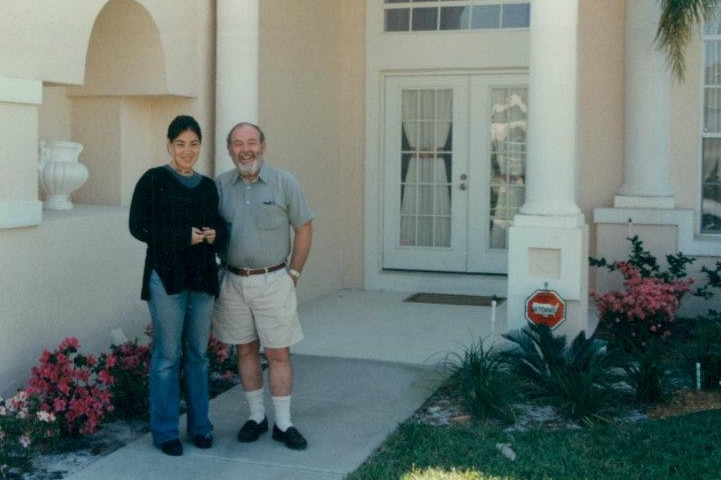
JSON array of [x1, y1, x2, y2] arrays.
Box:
[[258, 0, 366, 297], [0, 2, 106, 85], [0, 0, 362, 395], [671, 37, 703, 214], [1, 208, 147, 391], [0, 0, 216, 395], [586, 2, 715, 296], [577, 0, 625, 255], [578, 0, 705, 233]]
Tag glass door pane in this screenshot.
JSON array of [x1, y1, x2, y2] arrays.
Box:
[[489, 86, 527, 249], [399, 88, 453, 247], [382, 75, 468, 272]]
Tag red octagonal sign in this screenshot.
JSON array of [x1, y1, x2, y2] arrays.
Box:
[[525, 290, 566, 329]]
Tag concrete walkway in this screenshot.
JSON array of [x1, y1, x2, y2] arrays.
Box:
[[65, 290, 505, 480]]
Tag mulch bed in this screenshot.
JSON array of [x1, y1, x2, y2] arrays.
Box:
[[646, 389, 721, 419]]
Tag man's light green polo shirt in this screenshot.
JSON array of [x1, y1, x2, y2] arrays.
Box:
[[216, 162, 314, 269]]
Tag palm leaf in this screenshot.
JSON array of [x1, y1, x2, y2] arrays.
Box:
[[656, 0, 721, 81]]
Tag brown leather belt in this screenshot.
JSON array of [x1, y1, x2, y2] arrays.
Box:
[[221, 261, 286, 277]]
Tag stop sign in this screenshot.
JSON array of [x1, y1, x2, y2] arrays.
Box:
[[525, 289, 566, 329]]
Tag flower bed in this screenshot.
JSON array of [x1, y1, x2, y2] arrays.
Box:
[[0, 328, 238, 479]]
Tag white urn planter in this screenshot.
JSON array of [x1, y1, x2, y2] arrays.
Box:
[[38, 140, 89, 210]]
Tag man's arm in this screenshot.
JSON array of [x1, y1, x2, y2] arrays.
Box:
[[288, 221, 312, 283]]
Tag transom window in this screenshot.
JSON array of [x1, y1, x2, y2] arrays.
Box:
[[702, 11, 721, 233], [384, 0, 530, 32]]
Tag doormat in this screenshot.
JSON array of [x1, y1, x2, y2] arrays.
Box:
[[404, 292, 506, 307]]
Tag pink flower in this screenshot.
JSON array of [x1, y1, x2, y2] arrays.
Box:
[[53, 398, 67, 412], [36, 410, 54, 423], [593, 263, 693, 350], [104, 354, 117, 368], [59, 337, 80, 351]]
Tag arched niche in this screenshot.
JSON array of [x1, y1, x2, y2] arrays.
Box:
[[64, 0, 200, 206], [69, 0, 166, 96]]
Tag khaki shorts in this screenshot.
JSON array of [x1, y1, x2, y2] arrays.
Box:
[[212, 268, 304, 348]]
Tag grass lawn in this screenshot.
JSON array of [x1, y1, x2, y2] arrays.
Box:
[[346, 404, 721, 480]]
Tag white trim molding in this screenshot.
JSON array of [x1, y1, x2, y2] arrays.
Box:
[[0, 201, 42, 229], [0, 76, 42, 105], [0, 76, 43, 229]]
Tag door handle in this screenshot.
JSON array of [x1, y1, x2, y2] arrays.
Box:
[[459, 183, 467, 190]]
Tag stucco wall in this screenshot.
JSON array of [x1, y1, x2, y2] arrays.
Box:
[[0, 2, 106, 85], [1, 0, 364, 395], [670, 35, 703, 215], [0, 0, 216, 396], [577, 0, 625, 256], [258, 0, 366, 297], [0, 208, 149, 395], [586, 2, 716, 302]]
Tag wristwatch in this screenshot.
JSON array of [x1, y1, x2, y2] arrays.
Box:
[[288, 268, 301, 280]]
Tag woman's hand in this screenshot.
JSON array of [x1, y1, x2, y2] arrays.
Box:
[[191, 227, 206, 245], [202, 227, 216, 244]]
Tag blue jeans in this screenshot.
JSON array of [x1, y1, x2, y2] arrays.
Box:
[[148, 270, 214, 445]]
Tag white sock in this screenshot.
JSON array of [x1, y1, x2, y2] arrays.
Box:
[[245, 388, 266, 423], [272, 395, 293, 431]]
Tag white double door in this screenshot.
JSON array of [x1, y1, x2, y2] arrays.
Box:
[[382, 74, 528, 274]]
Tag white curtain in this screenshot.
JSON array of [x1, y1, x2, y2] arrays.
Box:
[[400, 89, 452, 247]]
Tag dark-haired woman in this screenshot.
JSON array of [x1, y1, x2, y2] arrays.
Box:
[[129, 115, 220, 456]]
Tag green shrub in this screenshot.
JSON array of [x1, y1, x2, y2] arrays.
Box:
[[442, 338, 517, 424], [675, 315, 721, 390], [590, 236, 695, 404], [98, 338, 151, 420], [0, 391, 60, 475], [501, 323, 622, 424]]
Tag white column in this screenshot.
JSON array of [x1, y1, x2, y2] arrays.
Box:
[[215, 0, 259, 176], [520, 0, 581, 217], [507, 0, 590, 340], [615, 0, 675, 208], [0, 76, 43, 229]]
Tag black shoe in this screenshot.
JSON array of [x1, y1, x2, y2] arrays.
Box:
[[193, 434, 213, 449], [237, 417, 268, 442], [159, 439, 183, 456], [272, 424, 307, 450]]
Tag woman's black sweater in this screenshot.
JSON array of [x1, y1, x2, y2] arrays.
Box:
[[129, 166, 222, 300]]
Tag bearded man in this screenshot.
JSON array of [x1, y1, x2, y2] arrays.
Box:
[[213, 122, 313, 450]]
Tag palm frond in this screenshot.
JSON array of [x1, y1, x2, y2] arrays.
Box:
[[656, 0, 721, 81]]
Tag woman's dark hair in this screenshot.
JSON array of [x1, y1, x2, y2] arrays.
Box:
[[167, 115, 202, 142]]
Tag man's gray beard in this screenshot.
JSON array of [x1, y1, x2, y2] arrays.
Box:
[[236, 158, 261, 177]]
